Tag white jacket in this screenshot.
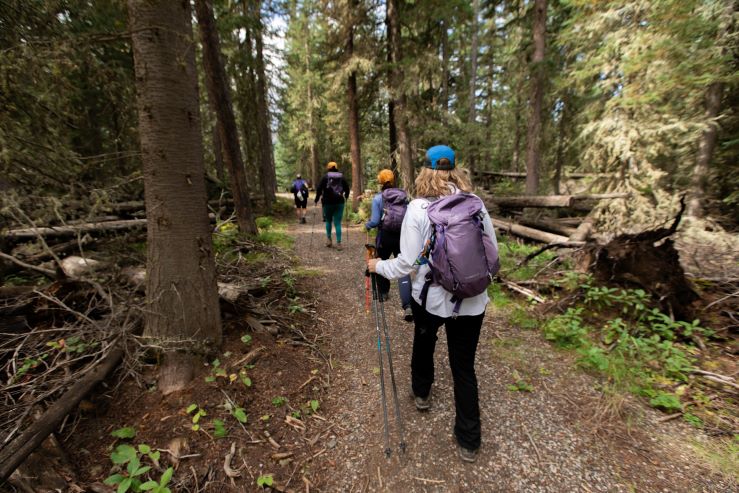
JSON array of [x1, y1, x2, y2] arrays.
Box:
[[375, 193, 498, 318]]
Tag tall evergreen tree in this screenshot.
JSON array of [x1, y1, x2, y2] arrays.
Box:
[[128, 0, 221, 394]]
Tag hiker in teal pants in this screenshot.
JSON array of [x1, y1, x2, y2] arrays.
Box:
[[314, 161, 350, 250]]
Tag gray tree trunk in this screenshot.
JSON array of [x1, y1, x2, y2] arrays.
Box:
[[467, 0, 480, 174], [687, 85, 724, 218], [347, 0, 363, 210], [525, 0, 547, 195], [388, 0, 414, 192], [128, 0, 222, 394], [195, 0, 258, 234], [253, 0, 277, 211]]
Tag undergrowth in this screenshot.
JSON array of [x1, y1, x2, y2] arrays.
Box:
[[494, 236, 723, 431]]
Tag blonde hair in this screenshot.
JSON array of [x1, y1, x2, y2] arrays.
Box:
[[414, 167, 473, 197]]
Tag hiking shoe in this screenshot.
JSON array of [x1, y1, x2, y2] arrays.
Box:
[[325, 238, 332, 248], [411, 387, 431, 411], [300, 217, 307, 224], [403, 307, 413, 322], [335, 243, 343, 251], [458, 445, 478, 463]]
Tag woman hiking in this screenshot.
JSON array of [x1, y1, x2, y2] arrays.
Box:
[[367, 145, 499, 463], [314, 161, 350, 250], [365, 169, 413, 322]]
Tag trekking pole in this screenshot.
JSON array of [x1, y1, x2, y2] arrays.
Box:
[[373, 270, 407, 454], [366, 244, 392, 458], [309, 205, 317, 249]]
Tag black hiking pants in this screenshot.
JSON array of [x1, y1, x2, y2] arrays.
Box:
[[410, 299, 484, 451], [375, 230, 411, 309]]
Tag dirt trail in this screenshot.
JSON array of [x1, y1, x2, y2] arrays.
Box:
[[289, 213, 734, 493]]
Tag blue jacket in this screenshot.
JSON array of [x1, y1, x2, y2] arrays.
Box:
[[365, 192, 384, 230]]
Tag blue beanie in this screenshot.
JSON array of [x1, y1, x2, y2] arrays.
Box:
[[424, 145, 455, 170]]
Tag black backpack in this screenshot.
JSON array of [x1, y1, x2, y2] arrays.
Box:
[[325, 171, 344, 200]]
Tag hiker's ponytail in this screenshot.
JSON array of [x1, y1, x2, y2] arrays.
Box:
[[414, 167, 473, 197]]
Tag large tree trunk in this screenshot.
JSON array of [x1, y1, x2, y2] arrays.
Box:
[[387, 0, 414, 192], [253, 0, 277, 211], [129, 0, 222, 394], [467, 0, 480, 174], [524, 0, 547, 195], [553, 94, 569, 195], [195, 0, 257, 235], [305, 37, 320, 187], [347, 0, 362, 210], [686, 82, 724, 218], [441, 19, 449, 114], [386, 10, 398, 175]]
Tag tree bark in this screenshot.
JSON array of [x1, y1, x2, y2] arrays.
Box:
[[553, 94, 569, 195], [387, 0, 414, 192], [252, 0, 277, 211], [492, 218, 569, 244], [441, 19, 449, 114], [305, 37, 320, 187], [347, 0, 362, 210], [195, 0, 257, 235], [386, 8, 398, 175], [129, 0, 222, 392], [524, 0, 547, 195], [687, 81, 724, 218], [467, 0, 480, 174]]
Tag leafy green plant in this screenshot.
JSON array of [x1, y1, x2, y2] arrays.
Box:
[[543, 308, 589, 348], [256, 474, 274, 488], [288, 298, 306, 314], [240, 334, 253, 345], [111, 427, 137, 439], [649, 392, 682, 412], [255, 216, 274, 230], [104, 444, 164, 493], [204, 359, 227, 383], [272, 396, 287, 407], [186, 404, 206, 431], [213, 419, 228, 438]]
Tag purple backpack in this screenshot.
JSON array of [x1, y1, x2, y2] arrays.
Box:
[[326, 171, 344, 200], [380, 188, 408, 232], [422, 193, 500, 315]]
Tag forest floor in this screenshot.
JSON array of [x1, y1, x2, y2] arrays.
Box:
[[288, 209, 737, 492], [10, 201, 736, 493]]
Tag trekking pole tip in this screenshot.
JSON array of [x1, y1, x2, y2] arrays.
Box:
[[384, 448, 392, 458]]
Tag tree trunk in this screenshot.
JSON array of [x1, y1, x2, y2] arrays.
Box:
[[687, 82, 724, 218], [441, 19, 449, 114], [195, 0, 257, 234], [467, 0, 480, 174], [553, 94, 569, 195], [128, 0, 222, 393], [347, 0, 362, 210], [305, 37, 320, 187], [213, 123, 225, 184], [253, 0, 276, 211], [387, 0, 414, 192], [524, 0, 547, 195], [386, 9, 398, 175]]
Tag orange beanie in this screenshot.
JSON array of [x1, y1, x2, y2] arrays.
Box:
[[377, 169, 394, 185]]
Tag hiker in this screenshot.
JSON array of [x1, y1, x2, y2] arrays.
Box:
[[367, 145, 499, 463], [290, 173, 310, 223], [365, 169, 413, 322], [314, 161, 350, 250]]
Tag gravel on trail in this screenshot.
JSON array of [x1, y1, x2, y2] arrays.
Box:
[[289, 214, 735, 493]]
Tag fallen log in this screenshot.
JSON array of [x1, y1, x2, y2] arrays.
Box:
[[488, 194, 628, 209], [0, 346, 124, 481], [568, 215, 594, 242], [5, 219, 147, 241], [518, 218, 577, 237], [500, 279, 545, 303], [17, 235, 94, 263], [474, 171, 611, 180], [492, 218, 570, 244]]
